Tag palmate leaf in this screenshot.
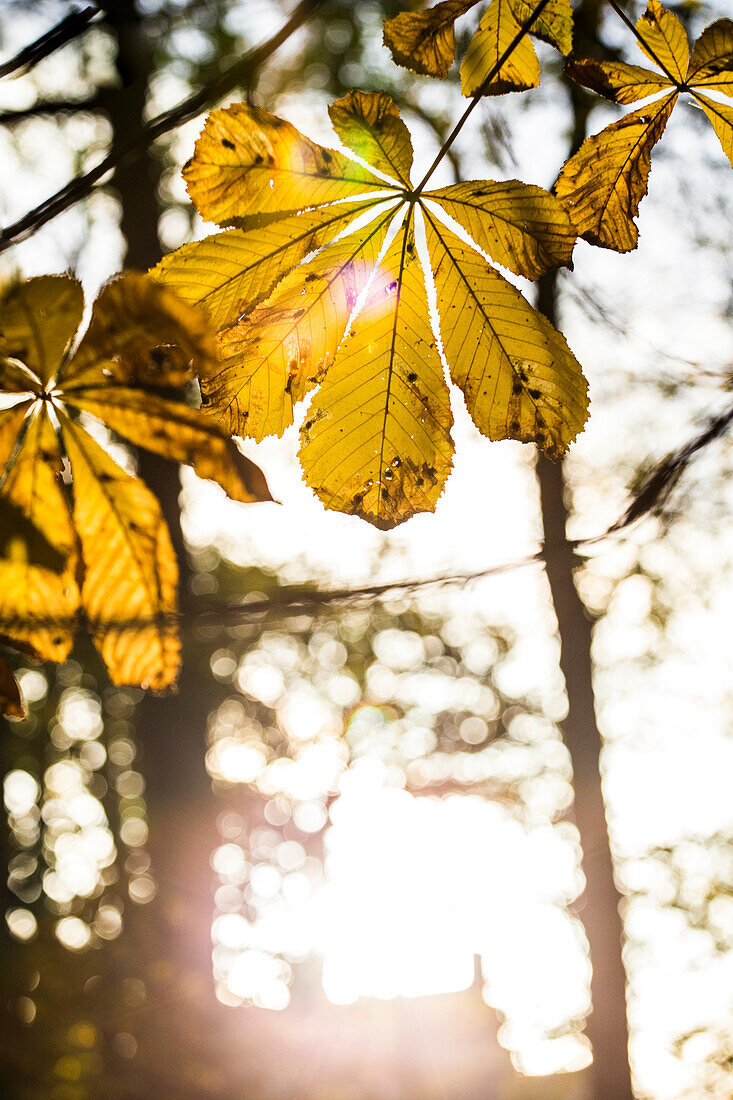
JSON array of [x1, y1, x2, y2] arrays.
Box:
[[61, 420, 179, 691], [383, 0, 572, 95], [558, 2, 733, 252], [0, 272, 272, 690], [157, 90, 587, 530], [300, 218, 455, 528], [687, 19, 733, 97], [0, 404, 79, 663]]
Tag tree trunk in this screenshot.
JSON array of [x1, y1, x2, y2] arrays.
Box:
[[538, 448, 632, 1100], [532, 5, 635, 1083], [105, 0, 217, 972], [521, 2, 629, 1091]]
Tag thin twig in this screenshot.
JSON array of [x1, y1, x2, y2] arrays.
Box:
[[606, 0, 684, 89], [0, 6, 98, 79], [414, 0, 552, 196], [0, 0, 325, 253], [6, 393, 733, 637], [607, 402, 733, 533], [0, 92, 111, 127], [0, 551, 548, 637]]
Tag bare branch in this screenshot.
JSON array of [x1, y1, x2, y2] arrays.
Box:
[[0, 6, 99, 79], [609, 401, 733, 534], [0, 92, 111, 127], [414, 0, 552, 196], [0, 0, 325, 253], [1, 387, 731, 644]]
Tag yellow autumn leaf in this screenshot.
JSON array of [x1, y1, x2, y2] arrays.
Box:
[[460, 0, 540, 96], [0, 272, 272, 688], [64, 270, 216, 391], [205, 208, 395, 441], [383, 0, 479, 78], [383, 0, 570, 91], [506, 0, 572, 57], [61, 420, 179, 691], [561, 4, 733, 252], [162, 91, 587, 529], [425, 179, 576, 278], [564, 58, 672, 106], [694, 93, 733, 168], [151, 205, 378, 331], [556, 93, 677, 253], [424, 210, 587, 455], [328, 91, 414, 187], [67, 386, 271, 504], [183, 102, 396, 228], [636, 0, 689, 84], [0, 275, 83, 383], [0, 405, 79, 663], [299, 218, 454, 529], [686, 19, 733, 97]]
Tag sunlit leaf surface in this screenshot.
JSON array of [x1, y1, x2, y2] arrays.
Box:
[[559, 4, 733, 251], [158, 91, 587, 529], [383, 0, 480, 78], [0, 273, 272, 690], [384, 0, 571, 93]]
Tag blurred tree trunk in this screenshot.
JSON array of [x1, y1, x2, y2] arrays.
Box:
[[105, 0, 217, 972], [532, 3, 633, 1095]]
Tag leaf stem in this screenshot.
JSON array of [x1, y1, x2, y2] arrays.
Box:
[[413, 0, 552, 197], [606, 0, 684, 90]]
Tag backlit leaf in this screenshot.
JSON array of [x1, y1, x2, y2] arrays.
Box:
[[424, 211, 587, 456], [565, 58, 672, 105], [694, 93, 733, 168], [203, 207, 394, 441], [506, 0, 573, 56], [299, 220, 454, 529], [562, 5, 733, 251], [183, 103, 395, 229], [151, 205, 376, 330], [63, 271, 216, 391], [426, 179, 576, 278], [0, 273, 271, 687], [460, 0, 540, 96], [67, 386, 272, 504], [167, 91, 587, 528], [61, 420, 180, 691], [383, 0, 479, 78], [0, 408, 79, 663], [555, 92, 677, 252], [329, 91, 414, 186], [0, 276, 83, 383], [637, 0, 689, 84], [687, 19, 733, 97], [383, 0, 571, 87]]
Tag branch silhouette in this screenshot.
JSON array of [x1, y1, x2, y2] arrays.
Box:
[[0, 6, 98, 79], [0, 0, 325, 252]]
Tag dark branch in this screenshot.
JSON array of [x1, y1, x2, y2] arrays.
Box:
[[0, 6, 99, 79], [0, 91, 112, 127], [0, 0, 325, 253], [1, 389, 731, 643], [414, 0, 552, 196], [606, 0, 683, 90], [609, 401, 733, 533]]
